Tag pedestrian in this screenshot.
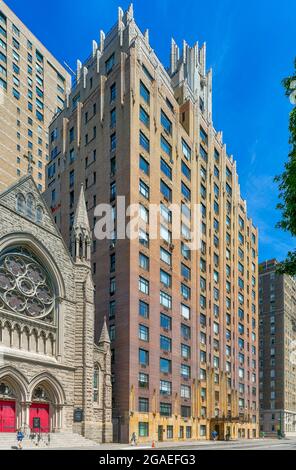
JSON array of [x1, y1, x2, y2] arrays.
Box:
[[211, 430, 218, 441], [131, 432, 137, 446], [16, 429, 24, 450]]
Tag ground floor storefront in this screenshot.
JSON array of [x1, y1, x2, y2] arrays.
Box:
[[115, 412, 258, 444]]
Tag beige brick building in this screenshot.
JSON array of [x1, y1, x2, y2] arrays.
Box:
[[45, 5, 259, 443], [0, 175, 112, 443], [0, 1, 70, 193], [259, 259, 296, 436]]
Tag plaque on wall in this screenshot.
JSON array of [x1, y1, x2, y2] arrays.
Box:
[[33, 417, 41, 429], [74, 408, 84, 423]]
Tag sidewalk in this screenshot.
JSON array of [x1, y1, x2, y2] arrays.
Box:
[[97, 439, 242, 450]]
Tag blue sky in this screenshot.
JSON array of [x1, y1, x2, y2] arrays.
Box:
[[5, 0, 296, 262]]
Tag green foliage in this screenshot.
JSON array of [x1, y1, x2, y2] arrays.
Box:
[[275, 59, 296, 274]]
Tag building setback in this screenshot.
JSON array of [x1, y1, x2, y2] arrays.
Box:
[[259, 259, 296, 436], [0, 0, 71, 193], [45, 5, 259, 443]]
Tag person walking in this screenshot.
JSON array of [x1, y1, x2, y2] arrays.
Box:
[[16, 429, 24, 450], [131, 432, 137, 446]]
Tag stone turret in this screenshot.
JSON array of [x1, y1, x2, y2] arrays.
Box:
[[72, 184, 91, 264]]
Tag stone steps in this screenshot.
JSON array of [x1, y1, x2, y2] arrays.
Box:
[[0, 432, 100, 449]]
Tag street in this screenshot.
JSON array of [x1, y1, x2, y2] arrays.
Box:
[[158, 437, 296, 451]]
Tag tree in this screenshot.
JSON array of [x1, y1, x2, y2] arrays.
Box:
[[275, 60, 296, 275]]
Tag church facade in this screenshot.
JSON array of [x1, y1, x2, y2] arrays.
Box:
[[0, 176, 112, 443]]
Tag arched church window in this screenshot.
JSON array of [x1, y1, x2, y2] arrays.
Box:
[[0, 247, 55, 323], [93, 369, 99, 402], [0, 382, 16, 398], [36, 206, 44, 224], [32, 386, 50, 403], [26, 194, 35, 219], [16, 193, 25, 214]]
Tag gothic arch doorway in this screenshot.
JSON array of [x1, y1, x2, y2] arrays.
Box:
[[0, 381, 17, 433], [29, 376, 65, 433], [29, 386, 51, 433]]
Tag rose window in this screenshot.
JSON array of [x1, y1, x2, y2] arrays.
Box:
[[0, 247, 55, 322]]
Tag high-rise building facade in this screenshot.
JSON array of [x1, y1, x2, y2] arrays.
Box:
[[45, 5, 259, 443], [0, 1, 70, 193], [259, 259, 296, 436]]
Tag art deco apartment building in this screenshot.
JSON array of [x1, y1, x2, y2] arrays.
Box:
[[45, 5, 259, 443], [0, 1, 70, 192], [259, 259, 296, 436]]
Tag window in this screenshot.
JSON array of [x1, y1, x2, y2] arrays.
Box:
[[139, 422, 149, 437], [139, 324, 149, 342], [105, 53, 115, 74], [140, 106, 150, 127], [160, 180, 172, 202], [160, 291, 172, 309], [140, 131, 150, 152], [13, 88, 20, 99], [160, 358, 171, 374], [139, 397, 149, 412], [110, 108, 116, 128], [161, 110, 172, 135], [161, 203, 172, 224], [142, 64, 154, 82], [181, 364, 191, 379], [200, 127, 208, 145], [181, 161, 191, 180], [12, 24, 20, 37], [181, 344, 191, 360], [200, 145, 208, 162], [139, 373, 149, 388], [181, 182, 191, 200], [160, 269, 171, 288], [139, 349, 149, 366], [160, 335, 171, 352], [181, 242, 191, 260], [160, 380, 172, 396], [139, 300, 149, 319], [160, 313, 172, 330], [160, 247, 171, 266], [13, 63, 20, 74], [107, 82, 116, 104], [140, 81, 150, 104], [139, 179, 149, 200], [181, 406, 191, 418], [139, 277, 149, 295], [182, 139, 191, 160], [181, 324, 191, 340], [139, 155, 149, 175], [180, 298, 191, 318], [160, 403, 172, 417], [161, 135, 172, 158], [181, 284, 191, 300], [139, 229, 149, 248], [160, 158, 172, 180], [110, 133, 116, 151], [109, 300, 116, 319], [167, 425, 174, 439], [139, 252, 149, 271]]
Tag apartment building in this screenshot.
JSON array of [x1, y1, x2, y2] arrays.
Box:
[[45, 5, 259, 443], [259, 259, 296, 436], [0, 0, 70, 192]]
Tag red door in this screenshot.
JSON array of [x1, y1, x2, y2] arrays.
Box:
[[29, 403, 50, 433], [0, 401, 16, 433]]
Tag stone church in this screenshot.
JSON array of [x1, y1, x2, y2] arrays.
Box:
[[0, 175, 112, 443]]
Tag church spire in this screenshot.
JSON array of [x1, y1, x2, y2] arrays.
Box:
[[99, 317, 111, 345], [72, 184, 91, 263]]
